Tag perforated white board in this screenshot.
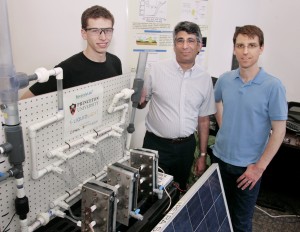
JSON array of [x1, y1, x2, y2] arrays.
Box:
[[0, 73, 133, 231]]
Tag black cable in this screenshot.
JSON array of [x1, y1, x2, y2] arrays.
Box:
[[65, 141, 71, 149], [68, 207, 81, 221], [2, 212, 16, 232], [93, 129, 99, 137]]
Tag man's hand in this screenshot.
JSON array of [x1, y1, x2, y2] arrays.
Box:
[[137, 88, 148, 109], [194, 156, 206, 176], [237, 164, 264, 190]]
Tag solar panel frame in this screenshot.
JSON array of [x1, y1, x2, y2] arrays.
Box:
[[151, 163, 233, 232]]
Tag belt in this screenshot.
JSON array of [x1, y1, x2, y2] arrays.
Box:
[[146, 131, 194, 144]]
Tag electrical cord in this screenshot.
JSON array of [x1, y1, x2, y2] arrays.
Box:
[[2, 212, 16, 232], [172, 182, 187, 193], [64, 214, 78, 224], [158, 166, 186, 193], [163, 186, 172, 214], [255, 205, 300, 219], [158, 166, 165, 175], [68, 207, 81, 221], [157, 166, 173, 214]]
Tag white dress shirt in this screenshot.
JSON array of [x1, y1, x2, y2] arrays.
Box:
[[144, 58, 216, 138]]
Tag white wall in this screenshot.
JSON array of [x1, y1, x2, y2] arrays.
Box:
[[207, 0, 259, 77], [257, 0, 300, 102]]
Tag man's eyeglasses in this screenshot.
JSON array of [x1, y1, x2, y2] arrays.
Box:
[[235, 43, 259, 50], [175, 38, 199, 46], [85, 28, 114, 36]]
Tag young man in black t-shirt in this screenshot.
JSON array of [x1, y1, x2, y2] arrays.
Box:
[[21, 5, 122, 98]]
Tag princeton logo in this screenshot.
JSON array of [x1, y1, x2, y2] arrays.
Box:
[[69, 103, 76, 115]]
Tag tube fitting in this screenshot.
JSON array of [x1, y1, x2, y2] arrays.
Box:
[[34, 68, 50, 83], [0, 142, 12, 154], [15, 196, 29, 220]]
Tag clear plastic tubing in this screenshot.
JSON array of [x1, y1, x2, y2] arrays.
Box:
[[57, 78, 63, 111], [0, 0, 18, 104]]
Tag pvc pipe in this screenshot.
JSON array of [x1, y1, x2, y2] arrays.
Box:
[[28, 87, 131, 178], [28, 112, 64, 179], [34, 67, 62, 83], [130, 211, 144, 221], [107, 92, 126, 113], [32, 121, 124, 179], [26, 92, 131, 228], [28, 112, 64, 137], [107, 89, 134, 113], [50, 171, 106, 208], [28, 220, 41, 232], [33, 168, 121, 230], [34, 68, 51, 83], [64, 192, 81, 207], [28, 207, 61, 232], [48, 125, 117, 159], [48, 126, 112, 157], [117, 155, 130, 164], [120, 105, 129, 123], [95, 131, 121, 144], [62, 144, 93, 161], [16, 178, 26, 198], [20, 219, 29, 232], [111, 124, 125, 134], [83, 135, 98, 145], [50, 188, 81, 209]]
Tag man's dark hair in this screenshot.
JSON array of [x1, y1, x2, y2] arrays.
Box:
[[173, 21, 202, 43], [233, 25, 264, 47], [81, 5, 114, 29]]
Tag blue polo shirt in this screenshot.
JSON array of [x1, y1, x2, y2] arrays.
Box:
[[212, 68, 288, 167]]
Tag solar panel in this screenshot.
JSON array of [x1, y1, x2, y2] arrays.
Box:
[[151, 163, 233, 232]]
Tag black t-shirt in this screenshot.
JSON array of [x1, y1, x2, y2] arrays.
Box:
[[30, 52, 122, 95]]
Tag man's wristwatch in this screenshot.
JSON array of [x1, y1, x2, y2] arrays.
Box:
[[200, 152, 207, 157]]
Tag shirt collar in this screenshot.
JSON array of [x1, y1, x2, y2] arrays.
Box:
[[234, 67, 268, 84], [173, 58, 196, 72]]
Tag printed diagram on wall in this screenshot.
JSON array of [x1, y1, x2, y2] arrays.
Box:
[[180, 0, 209, 24], [128, 0, 211, 72], [136, 35, 158, 46], [139, 0, 167, 22]]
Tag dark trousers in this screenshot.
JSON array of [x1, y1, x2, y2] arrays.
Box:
[[210, 153, 261, 232], [143, 131, 196, 190]]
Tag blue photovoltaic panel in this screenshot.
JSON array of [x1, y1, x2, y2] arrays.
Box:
[[152, 163, 233, 232]]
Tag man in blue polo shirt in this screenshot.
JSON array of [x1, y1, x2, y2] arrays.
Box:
[[211, 25, 287, 232]]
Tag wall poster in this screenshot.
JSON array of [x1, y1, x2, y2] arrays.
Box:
[[127, 0, 212, 72]]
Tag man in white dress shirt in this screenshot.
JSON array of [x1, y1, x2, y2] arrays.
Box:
[[139, 21, 216, 192]]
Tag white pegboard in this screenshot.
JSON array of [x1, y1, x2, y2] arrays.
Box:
[[0, 73, 134, 231]]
